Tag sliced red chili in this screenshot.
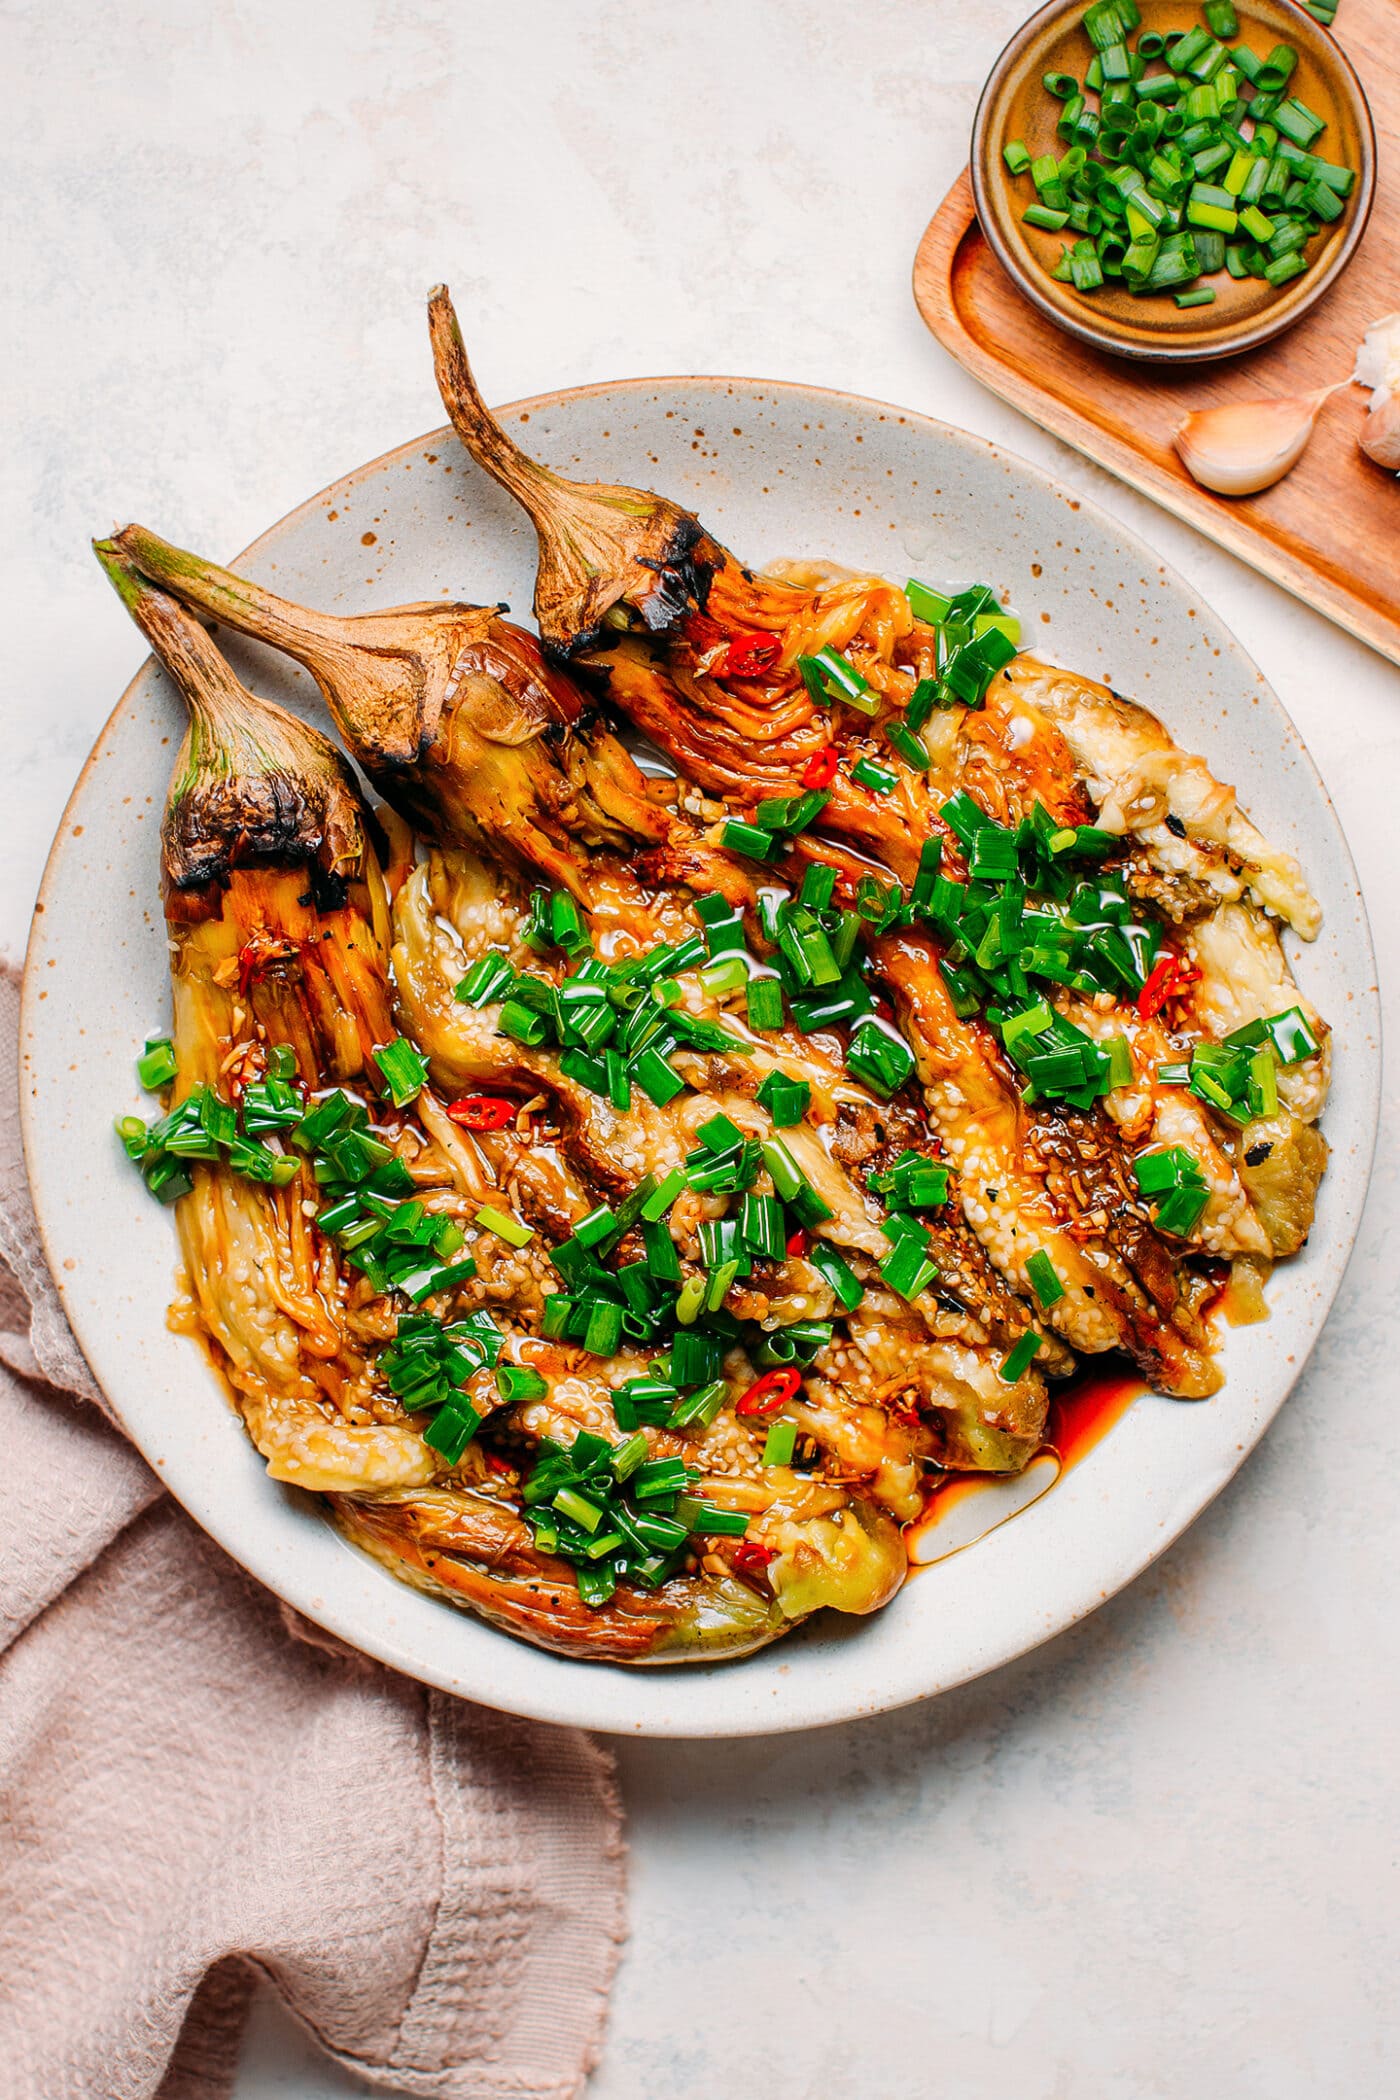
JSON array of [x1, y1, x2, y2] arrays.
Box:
[[722, 631, 781, 678], [236, 934, 300, 998], [1136, 953, 1199, 1020], [736, 1365, 803, 1418], [801, 745, 839, 790], [731, 1540, 776, 1577], [447, 1094, 517, 1131], [785, 1226, 808, 1260]]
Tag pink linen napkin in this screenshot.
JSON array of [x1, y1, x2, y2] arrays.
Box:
[[0, 967, 624, 2100]]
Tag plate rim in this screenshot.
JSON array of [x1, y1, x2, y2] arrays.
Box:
[[21, 372, 1382, 1735]]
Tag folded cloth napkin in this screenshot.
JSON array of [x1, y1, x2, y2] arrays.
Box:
[[0, 968, 624, 2100]]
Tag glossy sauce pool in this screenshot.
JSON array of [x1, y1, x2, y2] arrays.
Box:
[[906, 1360, 1144, 1568]]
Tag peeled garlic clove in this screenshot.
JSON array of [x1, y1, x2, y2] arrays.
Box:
[[1353, 312, 1400, 473], [1174, 387, 1340, 496]]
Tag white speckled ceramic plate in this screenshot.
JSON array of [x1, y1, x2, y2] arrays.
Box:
[[21, 380, 1379, 1737]]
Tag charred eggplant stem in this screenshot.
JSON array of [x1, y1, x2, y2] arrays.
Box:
[[94, 536, 375, 911], [104, 522, 682, 896], [426, 283, 726, 656], [92, 543, 433, 1497], [105, 519, 503, 774]]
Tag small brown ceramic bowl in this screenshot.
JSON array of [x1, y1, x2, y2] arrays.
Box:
[[970, 0, 1375, 363]]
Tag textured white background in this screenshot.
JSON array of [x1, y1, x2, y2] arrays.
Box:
[[4, 2, 1397, 2094]]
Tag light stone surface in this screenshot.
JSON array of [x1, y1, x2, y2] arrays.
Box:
[[4, 2, 1396, 2094]]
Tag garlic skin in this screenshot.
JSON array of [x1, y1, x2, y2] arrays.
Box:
[[1174, 387, 1340, 497], [1353, 312, 1400, 473]]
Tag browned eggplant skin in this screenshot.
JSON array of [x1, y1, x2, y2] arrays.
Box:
[[400, 363, 1309, 1400], [96, 546, 910, 1666], [96, 536, 375, 910], [105, 523, 763, 915], [332, 1491, 791, 1664]]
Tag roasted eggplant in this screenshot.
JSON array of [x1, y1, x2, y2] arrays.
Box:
[[101, 304, 1332, 1667], [416, 324, 1330, 1398]]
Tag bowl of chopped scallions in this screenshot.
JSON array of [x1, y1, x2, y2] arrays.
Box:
[[970, 0, 1375, 362]]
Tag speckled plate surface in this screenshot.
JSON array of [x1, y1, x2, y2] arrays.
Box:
[[20, 380, 1379, 1737]]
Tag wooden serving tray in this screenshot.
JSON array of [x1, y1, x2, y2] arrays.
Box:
[[913, 0, 1399, 669]]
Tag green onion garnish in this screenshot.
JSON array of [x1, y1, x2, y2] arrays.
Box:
[[423, 1402, 482, 1465], [879, 1232, 939, 1302], [763, 1420, 798, 1467], [372, 1036, 430, 1107], [1132, 1146, 1209, 1237], [495, 1363, 548, 1403], [1025, 1250, 1065, 1309], [884, 721, 930, 772], [498, 998, 550, 1048], [746, 976, 785, 1032], [722, 819, 782, 863], [845, 1020, 916, 1099], [851, 756, 898, 796], [797, 646, 880, 715], [454, 950, 514, 1007], [799, 1244, 856, 1317], [137, 1037, 177, 1090], [475, 1204, 534, 1248], [677, 1499, 750, 1538], [630, 1047, 686, 1107], [755, 1071, 811, 1126], [998, 1332, 1042, 1384], [669, 1378, 728, 1430]]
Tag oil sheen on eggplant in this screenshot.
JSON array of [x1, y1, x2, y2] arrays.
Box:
[[102, 319, 1331, 1668]]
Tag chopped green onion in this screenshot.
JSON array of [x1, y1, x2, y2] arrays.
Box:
[[475, 1204, 533, 1248], [807, 1238, 865, 1312], [998, 1332, 1042, 1384], [641, 1166, 688, 1221], [999, 13, 1351, 311], [498, 999, 550, 1048], [669, 1378, 728, 1430], [884, 720, 930, 771], [423, 1403, 482, 1465], [797, 646, 879, 715], [746, 975, 785, 1032], [845, 1020, 916, 1099], [373, 1037, 430, 1107], [678, 1500, 750, 1538], [137, 1037, 177, 1090], [668, 1328, 725, 1390], [454, 951, 515, 1007], [573, 1203, 620, 1249], [630, 1047, 686, 1107], [763, 1420, 799, 1467], [850, 756, 899, 795], [722, 818, 781, 863], [756, 1071, 811, 1126], [1025, 1250, 1065, 1309], [642, 1216, 683, 1284], [879, 1233, 939, 1302], [673, 1275, 706, 1327], [759, 1137, 804, 1203], [495, 1363, 548, 1403]]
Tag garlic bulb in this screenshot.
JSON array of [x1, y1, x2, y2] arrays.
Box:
[[1353, 312, 1400, 473], [1174, 387, 1342, 497]]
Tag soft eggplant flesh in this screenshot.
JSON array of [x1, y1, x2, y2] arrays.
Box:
[[479, 486, 1332, 1396], [98, 549, 923, 1660], [104, 373, 1334, 1660]]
